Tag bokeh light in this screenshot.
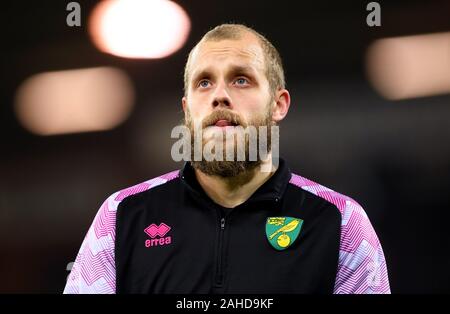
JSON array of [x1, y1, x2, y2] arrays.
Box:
[[366, 32, 450, 100], [89, 0, 191, 59], [14, 67, 135, 136]]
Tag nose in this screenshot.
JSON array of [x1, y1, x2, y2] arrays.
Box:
[[211, 82, 232, 109]]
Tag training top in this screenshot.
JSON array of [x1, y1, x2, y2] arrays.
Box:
[[64, 158, 390, 294]]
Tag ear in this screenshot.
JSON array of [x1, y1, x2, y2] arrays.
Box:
[[272, 89, 291, 123], [182, 96, 187, 113]]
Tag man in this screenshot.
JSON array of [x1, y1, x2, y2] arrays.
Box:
[[64, 24, 390, 294]]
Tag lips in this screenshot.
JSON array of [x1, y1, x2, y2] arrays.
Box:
[[214, 119, 234, 127], [202, 111, 242, 129]]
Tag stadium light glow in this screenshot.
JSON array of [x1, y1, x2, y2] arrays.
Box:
[[366, 32, 450, 100], [14, 67, 135, 136], [89, 0, 191, 59]]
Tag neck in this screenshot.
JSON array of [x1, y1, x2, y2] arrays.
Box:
[[194, 155, 277, 208]]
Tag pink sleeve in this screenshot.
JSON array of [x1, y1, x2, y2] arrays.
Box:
[[289, 174, 390, 294], [333, 200, 391, 294], [63, 172, 179, 294], [63, 196, 117, 294]]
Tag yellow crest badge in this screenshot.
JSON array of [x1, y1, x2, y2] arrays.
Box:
[[265, 217, 303, 250]]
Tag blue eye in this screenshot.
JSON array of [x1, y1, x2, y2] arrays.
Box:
[[235, 78, 248, 85], [198, 80, 210, 88]]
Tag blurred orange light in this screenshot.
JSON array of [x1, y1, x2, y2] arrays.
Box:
[[366, 32, 450, 100], [89, 0, 191, 59], [15, 67, 135, 136]]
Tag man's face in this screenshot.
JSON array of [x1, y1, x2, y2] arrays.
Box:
[[182, 34, 275, 177], [183, 34, 273, 131]]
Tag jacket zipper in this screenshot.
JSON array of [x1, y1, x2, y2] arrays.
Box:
[[215, 216, 226, 286]]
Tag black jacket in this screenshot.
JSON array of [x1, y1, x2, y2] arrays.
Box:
[[64, 158, 390, 294]]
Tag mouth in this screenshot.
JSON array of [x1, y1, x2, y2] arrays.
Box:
[[212, 119, 239, 128]]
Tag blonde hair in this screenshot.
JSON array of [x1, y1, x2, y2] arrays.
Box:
[[183, 24, 286, 96]]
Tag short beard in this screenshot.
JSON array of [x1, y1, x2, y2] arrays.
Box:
[[185, 105, 274, 178]]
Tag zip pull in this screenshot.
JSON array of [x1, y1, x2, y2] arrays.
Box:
[[220, 217, 226, 229]]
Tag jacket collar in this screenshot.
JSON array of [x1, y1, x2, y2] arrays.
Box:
[[180, 158, 291, 208]]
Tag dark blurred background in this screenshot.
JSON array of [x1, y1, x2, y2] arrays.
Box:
[[1, 0, 449, 293]]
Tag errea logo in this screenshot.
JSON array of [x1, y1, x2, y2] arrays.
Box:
[[144, 223, 172, 248]]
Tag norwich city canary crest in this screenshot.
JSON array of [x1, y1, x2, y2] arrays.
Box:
[[265, 217, 303, 250]]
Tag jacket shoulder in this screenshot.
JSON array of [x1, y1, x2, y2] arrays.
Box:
[[289, 172, 364, 216], [109, 170, 180, 206]]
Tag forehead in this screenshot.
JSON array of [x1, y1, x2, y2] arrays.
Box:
[[189, 36, 266, 78]]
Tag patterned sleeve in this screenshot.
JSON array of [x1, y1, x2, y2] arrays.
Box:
[[63, 195, 117, 294], [333, 200, 391, 294], [63, 171, 180, 294], [289, 174, 391, 294]]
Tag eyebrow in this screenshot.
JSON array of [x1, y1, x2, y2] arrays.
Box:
[[191, 64, 257, 84]]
